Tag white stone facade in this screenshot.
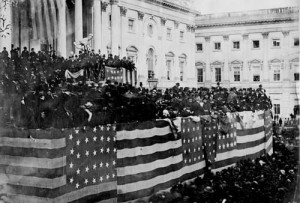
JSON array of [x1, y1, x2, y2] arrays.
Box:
[[195, 7, 299, 118], [0, 0, 198, 88]]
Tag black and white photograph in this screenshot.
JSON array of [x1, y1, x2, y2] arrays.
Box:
[[0, 0, 299, 202]]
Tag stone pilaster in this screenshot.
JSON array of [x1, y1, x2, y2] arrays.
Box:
[[93, 0, 102, 52], [75, 0, 83, 54]]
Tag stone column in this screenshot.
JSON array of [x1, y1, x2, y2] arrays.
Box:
[[262, 32, 269, 82], [204, 36, 211, 85], [93, 0, 102, 52], [111, 0, 120, 56], [75, 0, 83, 53], [0, 0, 12, 53], [223, 35, 230, 87], [57, 0, 67, 58]]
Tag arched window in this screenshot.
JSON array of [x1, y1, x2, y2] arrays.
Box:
[[147, 48, 154, 79]]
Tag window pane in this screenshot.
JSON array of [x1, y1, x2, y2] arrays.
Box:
[[215, 68, 221, 82], [196, 43, 202, 51], [294, 38, 299, 46], [295, 73, 299, 81], [253, 40, 260, 48], [197, 69, 203, 82], [233, 41, 240, 49], [253, 75, 260, 81]]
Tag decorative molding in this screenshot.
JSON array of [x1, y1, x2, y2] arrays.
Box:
[[174, 21, 179, 29], [248, 59, 263, 70], [223, 35, 229, 41], [262, 32, 269, 39], [282, 31, 290, 37], [242, 34, 249, 40], [268, 59, 283, 69], [101, 2, 109, 11], [289, 57, 299, 69], [210, 61, 224, 71], [138, 11, 144, 20], [229, 60, 243, 71], [196, 18, 295, 28], [120, 6, 127, 16], [204, 36, 210, 42], [110, 0, 119, 5], [161, 18, 166, 26], [195, 61, 206, 71]]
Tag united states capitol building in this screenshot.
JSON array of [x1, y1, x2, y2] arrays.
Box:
[[0, 0, 299, 118]]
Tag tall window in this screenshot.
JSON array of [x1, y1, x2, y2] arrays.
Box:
[[214, 42, 221, 50], [147, 48, 154, 79], [180, 61, 184, 81], [294, 38, 299, 46], [197, 69, 203, 82], [272, 39, 280, 47], [180, 31, 184, 41], [234, 68, 240, 81], [274, 104, 280, 115], [196, 43, 203, 51], [128, 19, 134, 31], [166, 60, 171, 80], [294, 73, 299, 81], [233, 41, 240, 49], [274, 70, 280, 81], [253, 40, 260, 48], [167, 28, 172, 39], [215, 68, 221, 82]]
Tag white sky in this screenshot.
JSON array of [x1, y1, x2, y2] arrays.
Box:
[[193, 0, 299, 14]]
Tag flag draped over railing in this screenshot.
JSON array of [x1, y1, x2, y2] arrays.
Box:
[[0, 110, 273, 202]]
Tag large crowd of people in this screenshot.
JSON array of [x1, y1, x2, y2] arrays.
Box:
[[148, 129, 299, 203], [0, 46, 273, 129]]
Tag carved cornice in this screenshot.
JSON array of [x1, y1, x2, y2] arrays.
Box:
[[196, 18, 295, 29], [161, 18, 166, 26], [120, 6, 127, 17], [138, 11, 144, 20], [101, 2, 109, 12]]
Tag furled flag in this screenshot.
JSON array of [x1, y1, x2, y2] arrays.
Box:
[[264, 110, 273, 155], [0, 126, 117, 203], [116, 120, 183, 202]]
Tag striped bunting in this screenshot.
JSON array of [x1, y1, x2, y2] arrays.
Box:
[[116, 120, 183, 203], [0, 127, 117, 203], [0, 110, 274, 202], [212, 111, 266, 171]]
